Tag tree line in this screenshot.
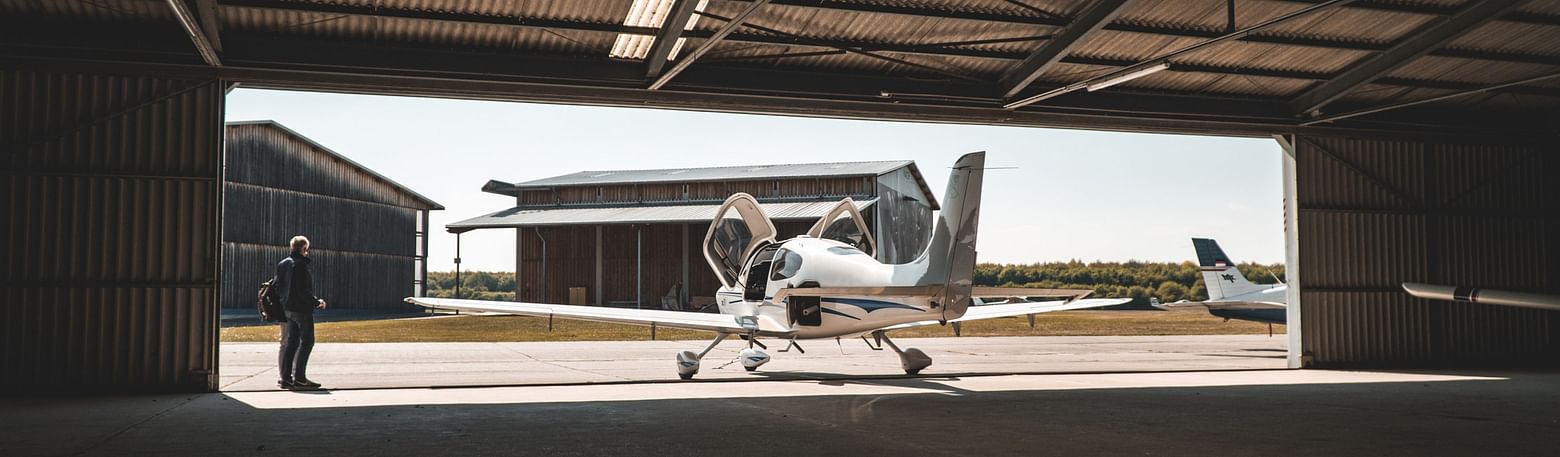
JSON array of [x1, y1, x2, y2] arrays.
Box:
[[975, 260, 1285, 308], [426, 271, 515, 301], [428, 261, 1285, 308]]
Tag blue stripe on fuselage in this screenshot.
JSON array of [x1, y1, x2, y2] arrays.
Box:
[[820, 307, 860, 320], [827, 298, 922, 313]]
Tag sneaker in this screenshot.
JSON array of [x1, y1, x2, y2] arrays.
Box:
[[292, 378, 322, 390], [278, 379, 295, 390]]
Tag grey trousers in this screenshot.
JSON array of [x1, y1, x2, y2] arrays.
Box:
[[279, 310, 316, 381]]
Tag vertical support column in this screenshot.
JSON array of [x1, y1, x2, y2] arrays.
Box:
[[454, 232, 462, 300], [524, 226, 530, 301], [1276, 134, 1305, 368], [681, 223, 690, 309], [595, 225, 604, 306], [536, 227, 548, 303], [419, 210, 430, 297], [636, 225, 643, 309]]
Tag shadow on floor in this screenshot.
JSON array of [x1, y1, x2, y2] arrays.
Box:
[[5, 370, 1557, 456]]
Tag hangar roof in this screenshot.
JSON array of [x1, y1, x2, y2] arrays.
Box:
[[448, 198, 876, 232], [4, 0, 1558, 137], [502, 160, 914, 189], [226, 120, 444, 211]]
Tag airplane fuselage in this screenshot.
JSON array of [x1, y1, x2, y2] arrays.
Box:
[[716, 236, 949, 340]]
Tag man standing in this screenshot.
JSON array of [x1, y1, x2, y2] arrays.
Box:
[[275, 235, 327, 390]]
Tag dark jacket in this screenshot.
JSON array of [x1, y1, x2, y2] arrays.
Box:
[[274, 254, 319, 313]]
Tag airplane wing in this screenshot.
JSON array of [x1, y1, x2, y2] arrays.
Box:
[[1152, 300, 1285, 311], [404, 297, 768, 334], [879, 297, 1131, 330], [972, 287, 1094, 300]]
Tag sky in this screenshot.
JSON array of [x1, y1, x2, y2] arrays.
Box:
[[225, 88, 1285, 272]]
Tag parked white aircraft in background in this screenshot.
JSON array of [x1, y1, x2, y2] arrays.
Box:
[[1152, 238, 1287, 327], [409, 152, 1128, 379], [1401, 283, 1560, 312]]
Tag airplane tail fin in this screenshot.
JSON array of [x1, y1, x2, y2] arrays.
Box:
[[1193, 238, 1267, 300], [907, 152, 985, 321]]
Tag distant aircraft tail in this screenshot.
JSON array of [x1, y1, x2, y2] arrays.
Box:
[[902, 152, 985, 322], [1192, 238, 1268, 301]]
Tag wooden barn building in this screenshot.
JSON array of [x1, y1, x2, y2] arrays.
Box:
[[450, 160, 938, 309], [222, 121, 442, 311]]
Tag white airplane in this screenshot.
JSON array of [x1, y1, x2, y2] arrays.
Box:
[[1152, 238, 1287, 326], [1401, 283, 1560, 312], [408, 152, 1128, 379]]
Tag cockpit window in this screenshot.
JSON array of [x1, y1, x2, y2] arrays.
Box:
[[770, 248, 804, 281], [710, 216, 753, 282]]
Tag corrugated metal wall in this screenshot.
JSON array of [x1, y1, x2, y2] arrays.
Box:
[[1, 69, 224, 392], [221, 124, 428, 311], [1294, 136, 1559, 367]]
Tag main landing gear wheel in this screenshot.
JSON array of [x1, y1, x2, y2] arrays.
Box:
[[739, 346, 770, 371], [675, 333, 729, 380], [873, 331, 933, 375]]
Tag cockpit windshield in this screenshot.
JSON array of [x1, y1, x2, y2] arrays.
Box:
[[770, 248, 804, 281]]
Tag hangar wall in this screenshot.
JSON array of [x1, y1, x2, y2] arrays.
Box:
[[1293, 136, 1560, 367], [1, 69, 224, 391]]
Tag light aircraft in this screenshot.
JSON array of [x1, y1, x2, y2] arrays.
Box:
[[1152, 238, 1287, 327], [408, 152, 1128, 379], [1401, 283, 1560, 312]]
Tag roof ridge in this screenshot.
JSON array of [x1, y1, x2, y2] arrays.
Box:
[[549, 159, 913, 176]]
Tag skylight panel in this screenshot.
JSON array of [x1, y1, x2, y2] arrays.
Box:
[[609, 0, 710, 60]]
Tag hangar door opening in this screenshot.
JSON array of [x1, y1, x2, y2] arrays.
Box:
[[215, 89, 1289, 391]]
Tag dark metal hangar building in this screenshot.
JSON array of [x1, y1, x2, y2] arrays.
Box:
[[450, 160, 936, 309], [222, 121, 441, 312], [2, 0, 1559, 391]]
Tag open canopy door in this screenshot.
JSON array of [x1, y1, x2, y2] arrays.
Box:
[[703, 193, 778, 289], [807, 198, 876, 257]]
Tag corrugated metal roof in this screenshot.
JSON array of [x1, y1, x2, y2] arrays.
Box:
[[507, 160, 915, 188], [448, 198, 876, 232], [7, 0, 1560, 131], [226, 120, 444, 210]]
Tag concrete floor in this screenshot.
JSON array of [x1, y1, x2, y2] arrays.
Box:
[[4, 369, 1557, 456], [220, 335, 1290, 390]]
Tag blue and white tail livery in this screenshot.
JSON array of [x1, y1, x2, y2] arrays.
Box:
[[1152, 238, 1288, 326], [408, 152, 1129, 379]]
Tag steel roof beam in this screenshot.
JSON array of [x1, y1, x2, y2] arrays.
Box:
[[194, 0, 223, 51], [767, 0, 1560, 28], [693, 9, 986, 83], [8, 45, 1544, 139], [166, 0, 220, 66], [1275, 0, 1560, 27], [645, 0, 703, 78], [649, 0, 769, 90], [999, 0, 1130, 99], [763, 0, 1067, 27], [1290, 0, 1526, 117], [1302, 71, 1560, 125], [1006, 0, 1356, 109]]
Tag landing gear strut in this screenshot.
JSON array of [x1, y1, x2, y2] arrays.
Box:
[[872, 330, 932, 375]]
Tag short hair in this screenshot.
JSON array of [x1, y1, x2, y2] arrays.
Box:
[[290, 236, 310, 255]]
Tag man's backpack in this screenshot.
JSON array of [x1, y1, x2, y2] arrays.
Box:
[[257, 277, 286, 323]]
